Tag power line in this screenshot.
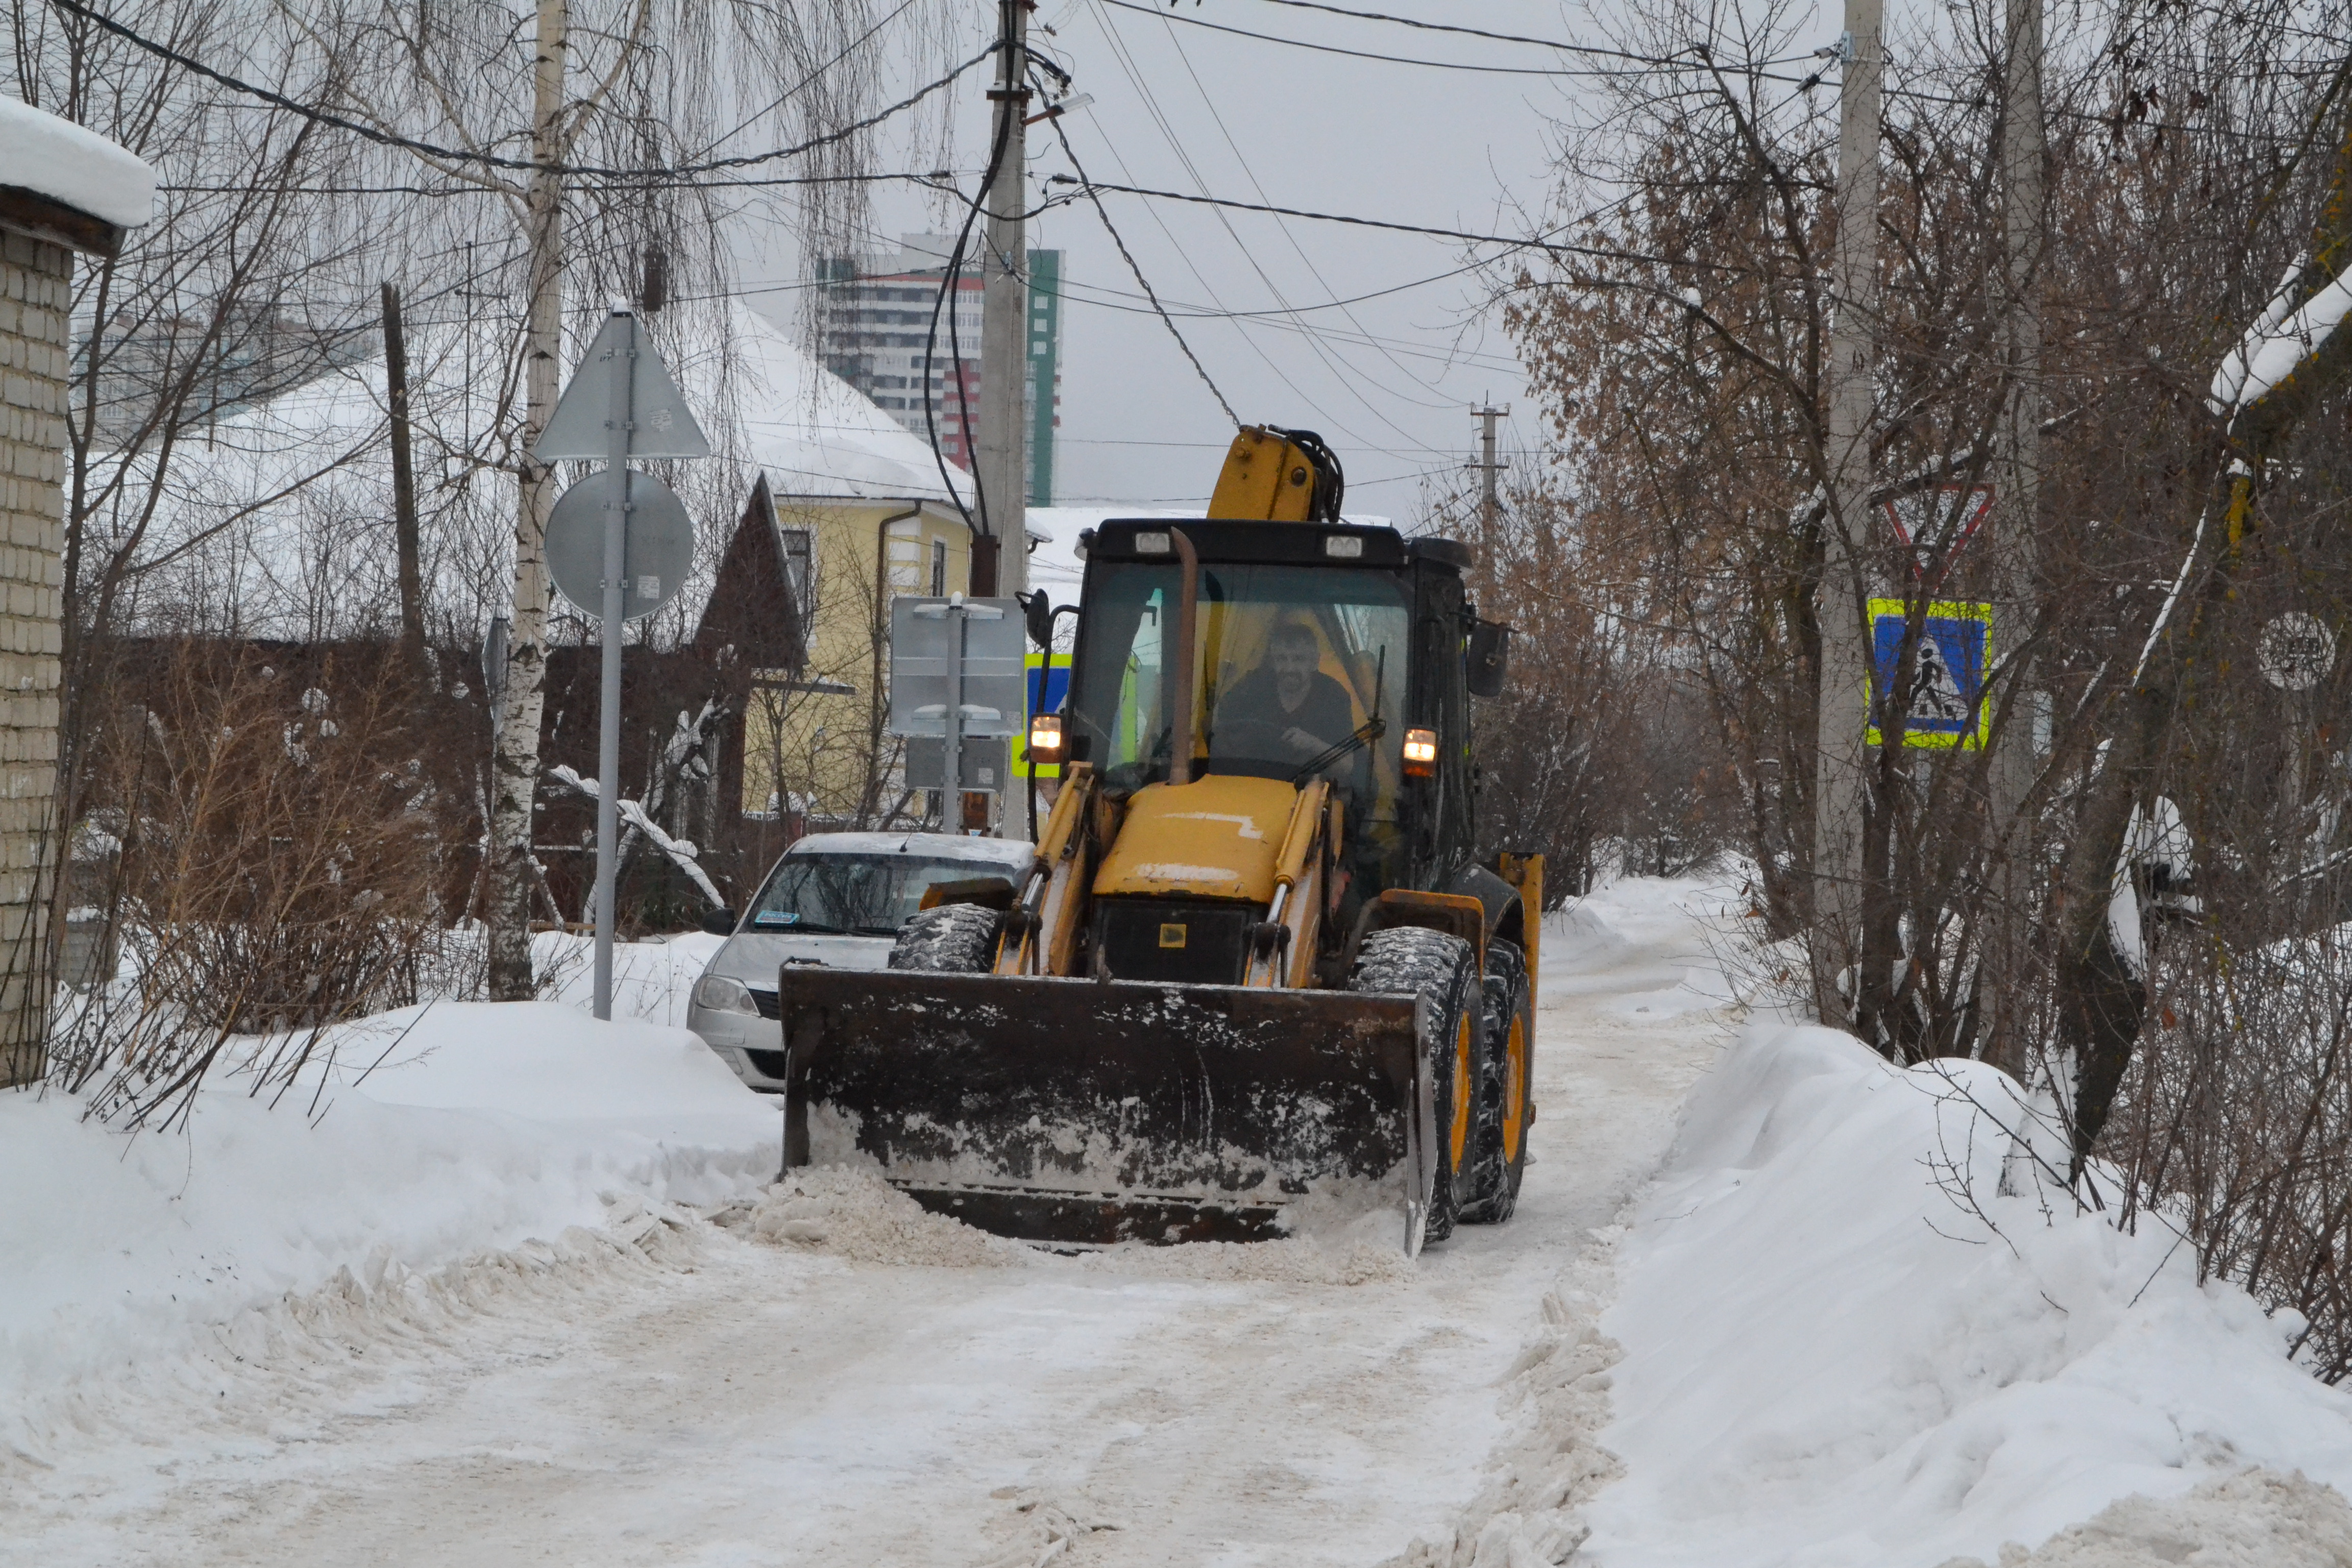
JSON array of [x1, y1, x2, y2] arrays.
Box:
[[1080, 8, 1379, 443], [44, 0, 995, 182], [1142, 6, 1463, 427], [1050, 177, 1753, 275], [1044, 113, 1239, 426], [1241, 0, 1710, 64], [1094, 0, 1672, 77]]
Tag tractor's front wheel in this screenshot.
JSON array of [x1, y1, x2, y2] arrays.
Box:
[[1459, 941, 1533, 1224], [889, 902, 1003, 972], [1348, 925, 1480, 1246]]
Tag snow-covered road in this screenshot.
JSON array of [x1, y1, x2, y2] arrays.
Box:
[[4, 883, 1736, 1567]]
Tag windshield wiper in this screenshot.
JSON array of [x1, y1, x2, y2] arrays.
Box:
[[1293, 717, 1385, 783], [851, 923, 903, 937], [765, 919, 848, 935]]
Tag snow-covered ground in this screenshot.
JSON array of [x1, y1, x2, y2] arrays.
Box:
[[7, 875, 2351, 1566]]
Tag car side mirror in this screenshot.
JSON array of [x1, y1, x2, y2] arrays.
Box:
[[1021, 590, 1055, 650], [700, 907, 738, 936], [1466, 620, 1511, 698]]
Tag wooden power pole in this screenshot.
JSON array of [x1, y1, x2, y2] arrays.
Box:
[[1811, 0, 1886, 1021], [1989, 0, 2047, 1071]]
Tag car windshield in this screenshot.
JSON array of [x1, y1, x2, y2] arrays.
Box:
[[1067, 560, 1410, 825], [745, 854, 1012, 936]]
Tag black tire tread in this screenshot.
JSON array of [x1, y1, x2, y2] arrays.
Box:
[[1460, 940, 1531, 1224], [1346, 925, 1478, 1246], [888, 902, 1002, 972]]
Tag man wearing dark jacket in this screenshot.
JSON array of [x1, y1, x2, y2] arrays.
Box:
[[1214, 620, 1356, 767]]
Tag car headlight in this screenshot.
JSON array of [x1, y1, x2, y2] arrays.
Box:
[[693, 974, 760, 1015]]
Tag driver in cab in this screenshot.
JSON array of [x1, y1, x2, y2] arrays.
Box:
[[1217, 619, 1355, 767]]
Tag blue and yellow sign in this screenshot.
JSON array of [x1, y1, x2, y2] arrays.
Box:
[[1867, 599, 1992, 749], [1015, 652, 1071, 778]]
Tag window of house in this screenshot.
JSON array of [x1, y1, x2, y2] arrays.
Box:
[[779, 527, 815, 624], [929, 538, 948, 596]]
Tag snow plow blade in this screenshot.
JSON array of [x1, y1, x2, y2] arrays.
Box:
[[773, 969, 1428, 1247]]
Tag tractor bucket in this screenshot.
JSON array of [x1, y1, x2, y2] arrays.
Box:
[[771, 968, 1433, 1250]]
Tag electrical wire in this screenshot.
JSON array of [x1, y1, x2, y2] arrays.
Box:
[[1044, 112, 1239, 425], [1143, 5, 1467, 422], [44, 0, 996, 183], [1242, 0, 1717, 64], [1095, 0, 1676, 77], [1081, 7, 1378, 444], [1051, 177, 1753, 275]]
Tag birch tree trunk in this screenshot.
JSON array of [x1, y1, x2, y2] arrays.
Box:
[[487, 0, 567, 999]]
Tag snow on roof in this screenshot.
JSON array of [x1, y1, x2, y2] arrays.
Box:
[[733, 308, 972, 505], [101, 304, 990, 642], [2209, 256, 2352, 420], [1021, 505, 1396, 598], [785, 830, 1034, 863], [0, 95, 153, 229]]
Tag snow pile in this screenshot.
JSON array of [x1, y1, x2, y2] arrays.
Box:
[[1, 1001, 775, 1459], [0, 94, 154, 227], [1584, 1024, 2352, 1567], [719, 1166, 1038, 1268], [1405, 1023, 2352, 1567], [1943, 1468, 2352, 1567]]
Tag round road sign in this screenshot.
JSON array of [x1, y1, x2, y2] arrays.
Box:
[[2259, 612, 2337, 692], [545, 469, 694, 621]]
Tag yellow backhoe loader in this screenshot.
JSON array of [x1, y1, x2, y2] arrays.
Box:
[[770, 427, 1541, 1254]]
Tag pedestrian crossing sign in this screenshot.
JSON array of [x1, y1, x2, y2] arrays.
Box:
[[1867, 599, 1992, 749]]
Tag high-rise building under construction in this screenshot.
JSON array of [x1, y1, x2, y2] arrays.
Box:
[[814, 234, 1063, 505]]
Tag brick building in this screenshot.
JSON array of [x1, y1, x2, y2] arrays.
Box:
[[0, 99, 152, 1084]]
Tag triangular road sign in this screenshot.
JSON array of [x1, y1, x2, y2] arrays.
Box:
[[533, 310, 710, 461], [1881, 484, 1993, 580]]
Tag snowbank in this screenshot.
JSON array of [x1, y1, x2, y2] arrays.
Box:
[[0, 95, 153, 228], [1582, 1025, 2352, 1566], [1, 1001, 775, 1450]]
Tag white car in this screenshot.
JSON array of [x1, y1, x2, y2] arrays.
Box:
[[686, 830, 1035, 1092]]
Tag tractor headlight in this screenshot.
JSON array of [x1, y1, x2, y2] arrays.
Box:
[[1029, 713, 1064, 754], [693, 974, 760, 1015], [1403, 726, 1439, 777]]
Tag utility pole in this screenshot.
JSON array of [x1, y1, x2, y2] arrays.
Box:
[[1469, 402, 1509, 531], [487, 0, 566, 1000], [975, 0, 1030, 605], [382, 281, 426, 680], [1810, 0, 1885, 1022], [1990, 0, 2046, 1071]]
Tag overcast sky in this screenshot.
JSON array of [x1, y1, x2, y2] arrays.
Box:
[[732, 0, 1649, 520]]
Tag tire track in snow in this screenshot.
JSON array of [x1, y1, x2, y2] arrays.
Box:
[[4, 880, 1741, 1568]]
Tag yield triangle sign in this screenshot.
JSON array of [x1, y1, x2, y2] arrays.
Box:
[[1881, 484, 1993, 580], [533, 310, 710, 461]]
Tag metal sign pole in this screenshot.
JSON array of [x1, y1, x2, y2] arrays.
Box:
[[592, 313, 635, 1021], [942, 598, 965, 829]]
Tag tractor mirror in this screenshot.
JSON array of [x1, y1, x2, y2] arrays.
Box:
[[1466, 620, 1511, 697], [1022, 591, 1055, 649]]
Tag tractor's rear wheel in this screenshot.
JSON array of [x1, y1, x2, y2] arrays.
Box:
[[889, 903, 1003, 972], [1460, 941, 1533, 1224], [1347, 925, 1480, 1246]]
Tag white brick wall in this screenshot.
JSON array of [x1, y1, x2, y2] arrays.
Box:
[[0, 228, 68, 1086]]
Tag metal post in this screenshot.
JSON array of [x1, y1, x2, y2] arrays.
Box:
[[942, 598, 965, 828], [1810, 0, 1884, 1020], [593, 311, 634, 1021], [977, 1, 1029, 606]]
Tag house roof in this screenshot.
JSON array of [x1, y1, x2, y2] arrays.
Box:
[[0, 95, 153, 251]]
